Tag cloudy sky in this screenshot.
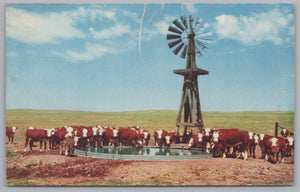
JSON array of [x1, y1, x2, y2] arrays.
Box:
[[6, 3, 294, 112]]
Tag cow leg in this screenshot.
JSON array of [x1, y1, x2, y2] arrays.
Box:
[[24, 137, 30, 151], [39, 141, 43, 151]]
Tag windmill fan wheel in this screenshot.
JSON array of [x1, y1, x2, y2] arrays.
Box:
[[167, 15, 212, 59]]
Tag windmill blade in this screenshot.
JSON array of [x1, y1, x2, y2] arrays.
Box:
[[167, 34, 181, 40], [173, 42, 184, 55], [193, 18, 203, 31], [197, 31, 212, 37], [180, 45, 188, 59], [168, 39, 182, 48], [189, 15, 194, 27], [173, 19, 185, 31], [195, 39, 208, 50], [196, 37, 212, 44], [195, 46, 203, 57], [168, 26, 183, 34], [180, 16, 188, 29]]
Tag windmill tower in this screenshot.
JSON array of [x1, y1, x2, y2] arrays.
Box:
[[167, 15, 211, 143]]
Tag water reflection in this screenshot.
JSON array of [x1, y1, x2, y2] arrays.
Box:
[[82, 146, 203, 156]]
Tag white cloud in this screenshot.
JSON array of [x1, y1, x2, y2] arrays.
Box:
[[89, 24, 131, 39], [213, 8, 294, 45], [185, 4, 197, 14], [6, 7, 86, 44], [56, 43, 119, 62], [67, 6, 116, 23], [143, 15, 175, 40]]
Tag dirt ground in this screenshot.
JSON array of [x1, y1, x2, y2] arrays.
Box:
[[6, 142, 294, 186]]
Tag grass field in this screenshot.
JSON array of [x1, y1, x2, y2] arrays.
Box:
[[6, 109, 294, 144]]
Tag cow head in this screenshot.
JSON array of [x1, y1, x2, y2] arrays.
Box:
[[254, 134, 259, 144], [46, 129, 53, 138], [143, 132, 149, 140], [28, 126, 35, 130], [82, 129, 88, 138], [212, 131, 220, 142], [270, 137, 278, 147], [188, 137, 194, 148], [112, 129, 119, 138], [92, 127, 98, 136], [197, 133, 204, 142], [204, 128, 211, 136], [249, 132, 254, 140], [98, 127, 105, 136], [157, 129, 163, 139], [65, 127, 74, 137], [259, 134, 265, 141], [74, 136, 79, 146], [12, 126, 17, 133], [165, 135, 171, 146]]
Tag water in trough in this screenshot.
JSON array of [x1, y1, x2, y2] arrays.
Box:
[[75, 146, 213, 160]]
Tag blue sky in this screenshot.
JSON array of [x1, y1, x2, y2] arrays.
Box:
[[6, 3, 294, 112]]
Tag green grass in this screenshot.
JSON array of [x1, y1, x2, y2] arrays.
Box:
[[6, 109, 294, 145]]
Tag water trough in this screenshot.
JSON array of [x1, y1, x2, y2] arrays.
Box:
[[75, 146, 213, 160]]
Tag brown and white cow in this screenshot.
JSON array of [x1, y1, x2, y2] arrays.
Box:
[[211, 130, 249, 160], [141, 130, 150, 146], [6, 126, 17, 144], [188, 132, 205, 149], [118, 127, 143, 147], [248, 132, 259, 158], [154, 129, 168, 147], [258, 134, 273, 159], [103, 127, 119, 146], [24, 128, 48, 151], [264, 136, 286, 163]]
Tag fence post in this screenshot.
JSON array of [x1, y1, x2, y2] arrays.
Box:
[[275, 122, 279, 137]]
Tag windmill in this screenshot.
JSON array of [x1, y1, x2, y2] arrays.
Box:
[[167, 15, 211, 143]]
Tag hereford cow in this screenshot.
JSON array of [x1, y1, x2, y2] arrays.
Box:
[[63, 126, 75, 156], [264, 136, 286, 163], [258, 134, 273, 159], [141, 130, 151, 146], [118, 127, 143, 147], [211, 130, 249, 160], [103, 127, 119, 146], [154, 129, 168, 147], [188, 132, 205, 149], [96, 125, 106, 147], [6, 126, 17, 144], [283, 137, 294, 157], [24, 128, 48, 151], [248, 132, 259, 158]]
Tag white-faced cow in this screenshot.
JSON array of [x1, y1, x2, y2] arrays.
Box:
[[118, 127, 143, 147], [248, 132, 259, 158], [6, 126, 17, 144], [211, 130, 249, 160], [264, 136, 286, 163], [154, 129, 168, 147]]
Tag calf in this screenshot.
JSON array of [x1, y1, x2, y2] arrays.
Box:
[[24, 128, 48, 151], [248, 132, 259, 158], [264, 136, 286, 163], [6, 126, 17, 144]]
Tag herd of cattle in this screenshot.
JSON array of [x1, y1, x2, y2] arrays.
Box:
[[6, 125, 294, 163]]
